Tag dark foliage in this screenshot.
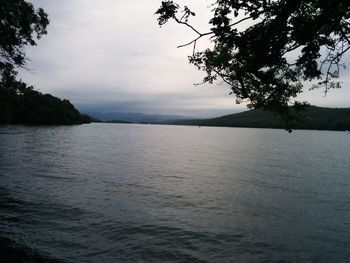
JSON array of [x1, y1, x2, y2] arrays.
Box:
[[0, 0, 49, 82], [156, 0, 350, 116], [0, 1, 89, 125], [0, 82, 90, 125]]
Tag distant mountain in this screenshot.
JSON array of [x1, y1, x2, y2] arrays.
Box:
[[169, 106, 350, 131], [85, 111, 193, 123]]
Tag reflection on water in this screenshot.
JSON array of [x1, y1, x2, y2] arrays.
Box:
[[0, 124, 350, 262]]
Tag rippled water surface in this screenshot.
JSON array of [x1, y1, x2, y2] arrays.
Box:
[[0, 124, 350, 262]]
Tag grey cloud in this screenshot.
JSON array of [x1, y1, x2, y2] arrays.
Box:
[[19, 0, 350, 118]]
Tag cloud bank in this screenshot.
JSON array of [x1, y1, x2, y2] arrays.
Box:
[[19, 0, 350, 117]]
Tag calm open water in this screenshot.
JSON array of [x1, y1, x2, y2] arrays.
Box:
[[0, 124, 350, 262]]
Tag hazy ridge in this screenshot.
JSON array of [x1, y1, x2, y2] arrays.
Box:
[[165, 106, 350, 131]]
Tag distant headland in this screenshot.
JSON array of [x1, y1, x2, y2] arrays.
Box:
[[86, 106, 350, 131], [0, 85, 90, 125], [166, 106, 350, 131]]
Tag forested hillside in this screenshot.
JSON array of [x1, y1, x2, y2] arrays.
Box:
[[172, 106, 350, 131], [0, 84, 90, 125]]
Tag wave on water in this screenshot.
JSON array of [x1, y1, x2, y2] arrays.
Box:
[[0, 237, 63, 263], [1, 124, 350, 262]]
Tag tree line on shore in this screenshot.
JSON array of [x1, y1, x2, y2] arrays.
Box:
[[0, 81, 90, 125], [169, 106, 350, 131]]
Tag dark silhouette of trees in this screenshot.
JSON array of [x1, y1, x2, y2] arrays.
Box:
[[0, 0, 49, 82], [0, 82, 90, 124], [156, 0, 350, 116], [0, 1, 89, 125]]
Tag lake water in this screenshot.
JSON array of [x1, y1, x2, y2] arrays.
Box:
[[0, 124, 350, 262]]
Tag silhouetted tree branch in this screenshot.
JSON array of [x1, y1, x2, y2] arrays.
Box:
[[0, 0, 49, 83], [156, 0, 350, 117]]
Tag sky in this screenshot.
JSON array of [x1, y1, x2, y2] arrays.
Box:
[[19, 0, 350, 117]]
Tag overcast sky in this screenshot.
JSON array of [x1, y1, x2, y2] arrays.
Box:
[[19, 0, 350, 117]]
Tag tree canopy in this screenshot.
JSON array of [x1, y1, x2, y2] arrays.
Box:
[[0, 1, 90, 125], [156, 0, 350, 116], [0, 82, 91, 124], [0, 0, 49, 83]]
